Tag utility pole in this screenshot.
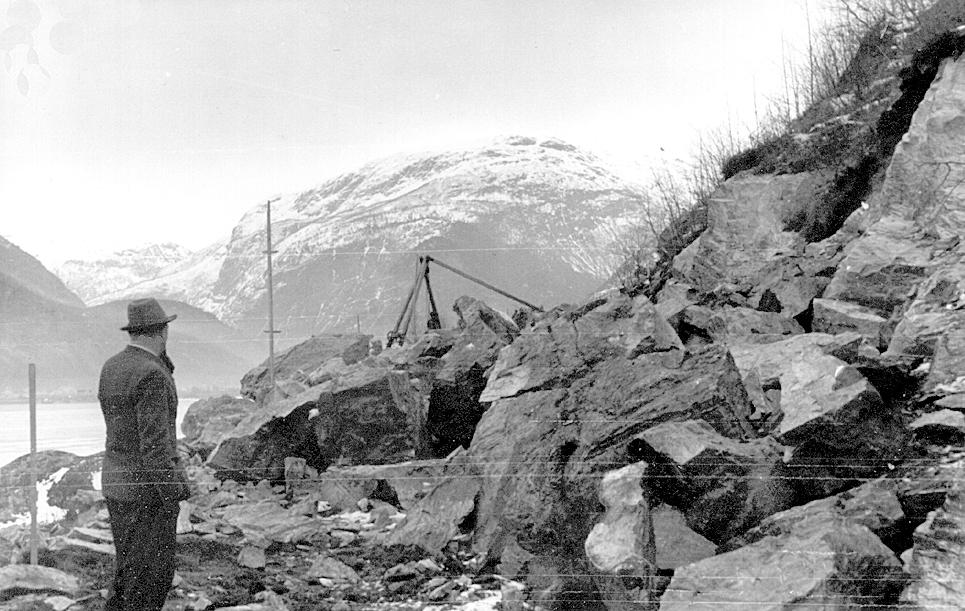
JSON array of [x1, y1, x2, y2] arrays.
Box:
[[28, 364, 38, 565], [265, 197, 281, 394]]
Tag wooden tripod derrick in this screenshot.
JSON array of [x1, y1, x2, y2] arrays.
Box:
[[386, 255, 543, 348]]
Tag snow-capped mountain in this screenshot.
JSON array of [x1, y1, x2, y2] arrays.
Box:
[[58, 243, 192, 304], [90, 239, 229, 313], [66, 137, 652, 345]]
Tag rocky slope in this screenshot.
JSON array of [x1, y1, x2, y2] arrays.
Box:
[[78, 137, 651, 345]]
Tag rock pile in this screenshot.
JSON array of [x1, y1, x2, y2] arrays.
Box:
[[3, 24, 965, 611]]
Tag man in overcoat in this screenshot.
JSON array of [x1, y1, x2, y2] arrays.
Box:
[[98, 298, 192, 611]]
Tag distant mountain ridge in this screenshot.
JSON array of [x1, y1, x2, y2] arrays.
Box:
[[0, 236, 261, 397], [56, 137, 652, 345], [58, 243, 194, 305]]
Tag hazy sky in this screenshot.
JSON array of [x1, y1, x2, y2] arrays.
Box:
[[1, 0, 829, 266]]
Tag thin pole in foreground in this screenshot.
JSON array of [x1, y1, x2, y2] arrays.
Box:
[[28, 363, 38, 565], [265, 197, 281, 395]]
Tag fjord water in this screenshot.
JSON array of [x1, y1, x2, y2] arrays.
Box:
[[0, 400, 194, 468]]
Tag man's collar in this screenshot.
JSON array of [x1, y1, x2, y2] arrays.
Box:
[[128, 343, 159, 358]]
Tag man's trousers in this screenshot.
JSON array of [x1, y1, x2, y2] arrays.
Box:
[[104, 497, 179, 611]]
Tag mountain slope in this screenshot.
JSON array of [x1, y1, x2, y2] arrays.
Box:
[[1, 236, 84, 311], [79, 137, 651, 344], [0, 237, 261, 397]]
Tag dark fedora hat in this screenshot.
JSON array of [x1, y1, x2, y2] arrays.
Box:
[[121, 298, 178, 331]]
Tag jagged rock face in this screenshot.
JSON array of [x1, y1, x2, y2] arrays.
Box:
[[672, 173, 832, 316], [207, 387, 323, 482], [651, 505, 716, 571], [900, 460, 965, 608], [827, 55, 965, 339], [74, 137, 650, 344]]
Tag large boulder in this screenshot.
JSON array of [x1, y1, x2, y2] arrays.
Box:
[[721, 477, 906, 553], [671, 172, 843, 317], [900, 465, 965, 608], [481, 291, 683, 402], [181, 395, 258, 456], [659, 521, 905, 609], [210, 359, 428, 481], [675, 174, 810, 294], [730, 333, 904, 497], [630, 419, 795, 544], [240, 334, 372, 403], [386, 453, 480, 554], [312, 364, 428, 466], [651, 505, 715, 571], [207, 386, 323, 481]]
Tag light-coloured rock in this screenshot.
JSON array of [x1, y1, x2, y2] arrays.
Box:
[[299, 459, 446, 512], [909, 408, 965, 436], [678, 174, 810, 297], [651, 505, 715, 570], [585, 462, 657, 611], [220, 500, 322, 544], [306, 555, 360, 584], [731, 333, 903, 497], [43, 596, 76, 611], [812, 298, 888, 347], [181, 396, 258, 455], [0, 565, 80, 597], [659, 522, 904, 610], [237, 545, 267, 569], [481, 293, 682, 403]]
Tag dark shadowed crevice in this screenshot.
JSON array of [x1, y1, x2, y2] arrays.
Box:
[[794, 300, 814, 333]]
